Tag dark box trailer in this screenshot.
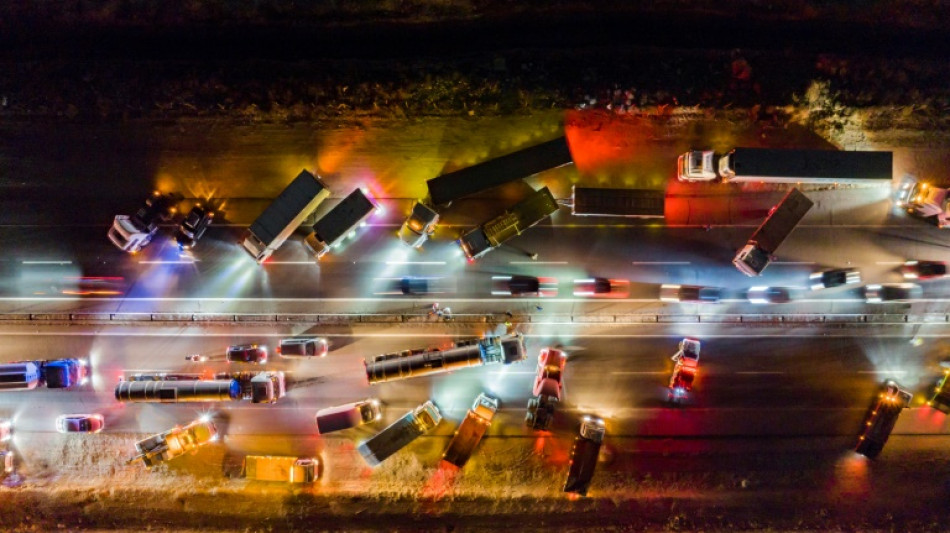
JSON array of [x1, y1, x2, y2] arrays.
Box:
[[563, 417, 606, 496], [720, 148, 893, 184], [747, 188, 814, 254], [427, 137, 573, 206], [304, 188, 377, 259], [571, 187, 665, 218], [458, 187, 559, 260], [242, 170, 331, 263]]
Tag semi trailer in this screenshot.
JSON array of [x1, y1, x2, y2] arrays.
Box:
[[244, 455, 320, 483], [441, 393, 498, 468], [304, 188, 378, 259], [365, 334, 526, 384], [242, 170, 331, 263], [568, 186, 665, 218], [128, 416, 218, 468], [733, 188, 813, 276], [115, 371, 286, 403], [0, 359, 89, 391], [678, 148, 893, 184], [457, 187, 558, 261], [563, 416, 606, 496], [357, 401, 442, 466], [399, 136, 573, 248]]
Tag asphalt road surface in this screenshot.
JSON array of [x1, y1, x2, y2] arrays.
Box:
[[2, 113, 950, 529]]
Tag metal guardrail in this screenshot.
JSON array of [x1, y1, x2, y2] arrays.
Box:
[[0, 312, 946, 325]]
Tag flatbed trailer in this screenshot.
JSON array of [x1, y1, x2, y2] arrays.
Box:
[[569, 187, 665, 218], [458, 187, 558, 260]]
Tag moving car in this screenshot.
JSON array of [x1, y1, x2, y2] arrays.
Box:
[[809, 268, 861, 290], [901, 260, 948, 281], [746, 286, 793, 304], [374, 276, 453, 296], [572, 277, 629, 297], [56, 414, 105, 434], [0, 419, 11, 442], [659, 284, 722, 303], [526, 347, 566, 431], [865, 283, 923, 303], [277, 338, 329, 358], [175, 204, 214, 250], [492, 275, 558, 297], [226, 344, 268, 364]]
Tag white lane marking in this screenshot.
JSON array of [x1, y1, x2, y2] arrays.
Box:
[[262, 261, 313, 265], [385, 261, 446, 265], [876, 261, 905, 265], [771, 261, 817, 265], [611, 371, 667, 375], [487, 371, 536, 375], [509, 261, 568, 265], [735, 371, 786, 375], [21, 260, 73, 265], [138, 260, 201, 264], [857, 370, 908, 375], [632, 261, 691, 265]]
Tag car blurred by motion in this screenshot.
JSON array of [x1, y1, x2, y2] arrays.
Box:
[[277, 337, 329, 358], [746, 286, 793, 304], [58, 276, 126, 297], [375, 276, 453, 296], [865, 283, 923, 303], [226, 344, 268, 364], [901, 260, 948, 281], [572, 277, 629, 297], [176, 205, 214, 251], [56, 414, 105, 434], [492, 275, 558, 297], [660, 284, 722, 303], [0, 419, 11, 442], [809, 268, 861, 290]]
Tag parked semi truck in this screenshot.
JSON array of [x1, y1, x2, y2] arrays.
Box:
[[128, 416, 218, 468], [563, 416, 606, 496], [399, 136, 573, 248], [242, 170, 331, 263], [442, 393, 498, 468], [855, 380, 912, 459], [0, 359, 89, 391], [107, 191, 180, 253], [115, 371, 285, 403], [567, 186, 665, 218], [304, 188, 378, 259], [526, 347, 566, 431], [895, 175, 950, 228], [244, 455, 320, 483], [678, 148, 893, 184], [365, 334, 526, 384], [668, 338, 700, 404], [733, 188, 814, 276], [927, 369, 950, 413], [458, 186, 558, 261], [357, 401, 442, 466]]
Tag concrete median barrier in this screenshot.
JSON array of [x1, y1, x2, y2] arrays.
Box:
[[192, 314, 235, 322], [361, 314, 402, 323], [866, 314, 907, 324], [109, 313, 151, 321], [572, 315, 615, 323], [150, 313, 194, 322], [235, 314, 277, 322], [699, 315, 742, 323]]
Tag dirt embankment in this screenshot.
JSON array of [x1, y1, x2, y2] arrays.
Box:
[[0, 4, 947, 137]]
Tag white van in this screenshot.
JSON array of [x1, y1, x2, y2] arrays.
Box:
[[315, 399, 382, 434]]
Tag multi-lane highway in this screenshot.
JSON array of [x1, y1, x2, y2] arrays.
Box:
[[2, 113, 950, 530]]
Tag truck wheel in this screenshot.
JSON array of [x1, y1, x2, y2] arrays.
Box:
[[525, 413, 535, 427], [527, 398, 538, 410]]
